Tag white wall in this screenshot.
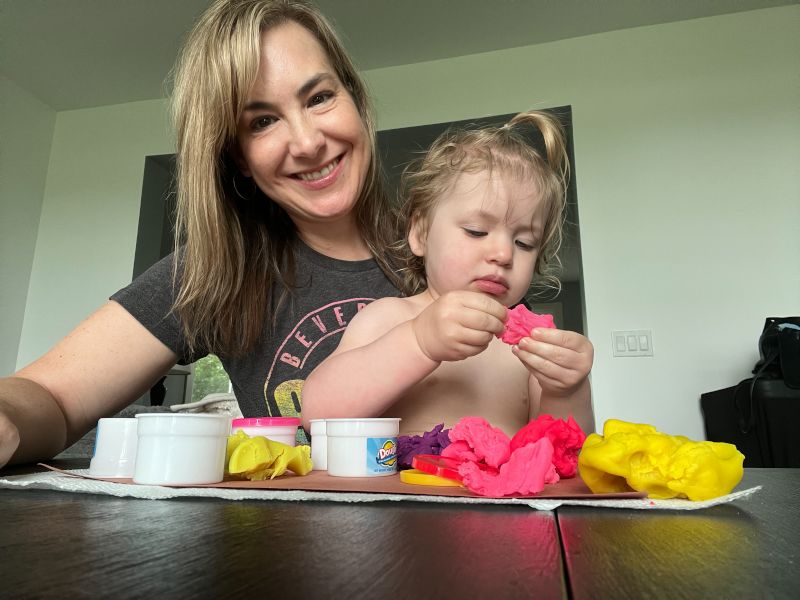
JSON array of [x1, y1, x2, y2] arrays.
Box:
[[16, 99, 173, 368], [0, 76, 55, 376], [366, 6, 800, 438], [11, 6, 800, 439]]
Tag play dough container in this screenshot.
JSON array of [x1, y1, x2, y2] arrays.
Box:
[[326, 418, 401, 477], [133, 414, 230, 485], [309, 419, 327, 470], [88, 417, 138, 478], [231, 417, 299, 446]]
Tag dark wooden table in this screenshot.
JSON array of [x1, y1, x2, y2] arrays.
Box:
[[0, 463, 796, 599], [558, 468, 800, 599]]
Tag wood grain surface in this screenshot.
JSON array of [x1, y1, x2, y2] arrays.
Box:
[[1, 461, 565, 599], [557, 469, 800, 599], [3, 463, 795, 599]]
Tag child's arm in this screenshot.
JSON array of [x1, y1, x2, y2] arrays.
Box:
[[301, 291, 506, 431], [514, 328, 596, 434]]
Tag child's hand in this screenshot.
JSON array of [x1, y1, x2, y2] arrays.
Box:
[[512, 328, 594, 397], [412, 291, 506, 362]]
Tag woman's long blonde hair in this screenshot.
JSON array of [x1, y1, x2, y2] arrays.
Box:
[[170, 0, 400, 356], [395, 110, 570, 296]]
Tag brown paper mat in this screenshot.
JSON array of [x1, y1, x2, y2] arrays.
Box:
[[40, 464, 646, 500]]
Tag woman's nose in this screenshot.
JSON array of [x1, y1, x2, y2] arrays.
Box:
[[287, 117, 325, 158]]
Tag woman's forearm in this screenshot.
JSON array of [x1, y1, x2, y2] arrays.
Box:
[[0, 376, 69, 467]]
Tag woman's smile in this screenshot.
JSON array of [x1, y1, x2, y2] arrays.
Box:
[[293, 154, 344, 188]]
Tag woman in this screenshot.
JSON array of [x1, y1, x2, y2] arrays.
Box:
[[0, 0, 402, 467]]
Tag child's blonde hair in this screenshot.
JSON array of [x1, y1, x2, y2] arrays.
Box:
[[396, 110, 570, 296]]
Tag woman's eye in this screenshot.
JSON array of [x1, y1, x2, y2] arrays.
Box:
[[309, 91, 333, 106], [251, 116, 277, 131]]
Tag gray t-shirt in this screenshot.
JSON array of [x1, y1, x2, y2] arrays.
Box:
[[111, 241, 400, 423]]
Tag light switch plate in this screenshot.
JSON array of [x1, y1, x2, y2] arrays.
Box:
[[612, 329, 653, 357]]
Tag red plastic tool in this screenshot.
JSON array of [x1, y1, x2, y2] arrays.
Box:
[[411, 454, 465, 482]]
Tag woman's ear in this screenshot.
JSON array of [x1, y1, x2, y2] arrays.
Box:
[[408, 213, 426, 258]]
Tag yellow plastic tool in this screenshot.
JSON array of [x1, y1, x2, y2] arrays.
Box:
[[400, 469, 463, 487]]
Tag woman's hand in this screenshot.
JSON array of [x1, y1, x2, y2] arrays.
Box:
[[412, 291, 507, 362], [513, 328, 594, 397]]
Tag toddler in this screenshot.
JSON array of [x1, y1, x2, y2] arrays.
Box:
[[302, 110, 595, 436]]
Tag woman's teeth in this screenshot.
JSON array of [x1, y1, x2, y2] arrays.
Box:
[[297, 158, 339, 181]]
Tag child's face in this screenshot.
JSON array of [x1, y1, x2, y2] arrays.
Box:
[[410, 169, 543, 306]]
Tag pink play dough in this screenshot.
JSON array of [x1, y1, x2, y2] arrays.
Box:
[[497, 304, 555, 345], [440, 414, 586, 497], [458, 438, 559, 496], [510, 414, 586, 477], [441, 416, 510, 468]]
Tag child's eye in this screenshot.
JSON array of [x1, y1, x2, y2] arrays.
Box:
[[463, 228, 487, 238], [250, 115, 277, 131], [309, 91, 334, 106], [515, 240, 536, 251]]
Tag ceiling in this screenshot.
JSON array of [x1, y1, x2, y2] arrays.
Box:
[[1, 0, 793, 111]]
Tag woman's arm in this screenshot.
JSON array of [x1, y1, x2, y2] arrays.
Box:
[[0, 301, 179, 467]]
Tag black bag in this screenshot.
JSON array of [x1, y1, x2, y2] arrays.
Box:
[[753, 317, 800, 389], [701, 317, 800, 466], [701, 379, 800, 467], [734, 317, 800, 434]]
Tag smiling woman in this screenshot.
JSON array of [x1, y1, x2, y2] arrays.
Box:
[[0, 0, 406, 467]]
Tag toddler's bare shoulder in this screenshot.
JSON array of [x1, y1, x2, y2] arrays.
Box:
[[344, 297, 418, 340]]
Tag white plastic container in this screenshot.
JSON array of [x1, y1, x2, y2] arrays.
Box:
[[230, 417, 299, 446], [133, 414, 230, 485], [89, 418, 138, 478], [309, 419, 327, 470], [326, 418, 401, 477]]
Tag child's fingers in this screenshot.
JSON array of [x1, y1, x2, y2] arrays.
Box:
[[513, 346, 584, 389], [514, 346, 570, 377], [529, 327, 592, 352], [516, 337, 593, 377], [517, 338, 573, 367], [461, 311, 505, 335], [460, 292, 508, 323]]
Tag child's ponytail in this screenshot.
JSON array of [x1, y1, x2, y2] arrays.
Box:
[[502, 110, 570, 296], [507, 111, 570, 195]]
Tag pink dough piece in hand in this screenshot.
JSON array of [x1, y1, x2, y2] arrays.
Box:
[[446, 416, 511, 468], [510, 414, 586, 478], [497, 304, 555, 345], [458, 437, 559, 497]]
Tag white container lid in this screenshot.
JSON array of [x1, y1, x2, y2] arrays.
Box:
[[326, 418, 400, 437], [135, 413, 231, 436]]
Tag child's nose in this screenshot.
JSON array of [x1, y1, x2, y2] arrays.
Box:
[[287, 116, 325, 158], [487, 238, 513, 266]]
